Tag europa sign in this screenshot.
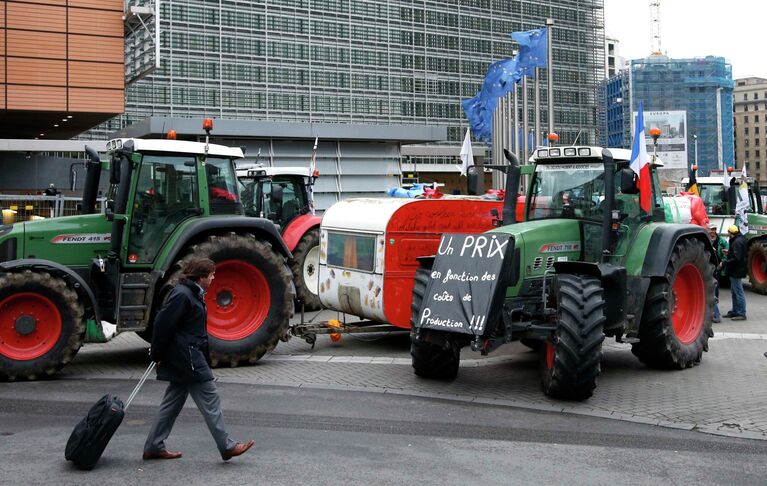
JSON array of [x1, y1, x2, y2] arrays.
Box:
[[415, 233, 514, 336]]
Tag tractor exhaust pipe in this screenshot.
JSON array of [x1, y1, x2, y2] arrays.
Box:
[[601, 149, 616, 261], [81, 145, 102, 215], [501, 149, 520, 226]]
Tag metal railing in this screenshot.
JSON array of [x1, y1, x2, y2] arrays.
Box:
[[0, 195, 107, 224]]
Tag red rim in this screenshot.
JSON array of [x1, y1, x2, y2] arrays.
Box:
[[671, 263, 705, 344], [545, 341, 555, 369], [0, 293, 62, 360], [751, 251, 767, 284], [206, 260, 271, 341]]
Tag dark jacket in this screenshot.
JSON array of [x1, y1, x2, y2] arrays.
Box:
[[726, 233, 748, 279], [150, 279, 214, 383]]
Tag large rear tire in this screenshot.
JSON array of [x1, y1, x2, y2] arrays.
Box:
[[410, 266, 461, 380], [539, 274, 605, 400], [631, 238, 715, 369], [747, 241, 767, 294], [167, 233, 293, 367], [290, 228, 322, 310], [0, 271, 84, 381]]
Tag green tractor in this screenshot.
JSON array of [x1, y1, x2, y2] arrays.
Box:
[[0, 125, 294, 381], [684, 174, 767, 293], [411, 147, 716, 400]]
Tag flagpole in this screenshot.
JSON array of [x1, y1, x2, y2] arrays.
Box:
[[546, 18, 554, 137], [513, 81, 519, 159], [534, 67, 540, 148], [522, 76, 529, 163]]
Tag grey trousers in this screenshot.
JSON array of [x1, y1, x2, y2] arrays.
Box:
[[144, 380, 236, 455]]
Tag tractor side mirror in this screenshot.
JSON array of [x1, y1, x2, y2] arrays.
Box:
[[619, 168, 638, 194], [467, 166, 484, 195], [109, 155, 121, 184], [270, 183, 284, 208]]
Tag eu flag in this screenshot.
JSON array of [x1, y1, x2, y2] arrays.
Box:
[[511, 28, 548, 76]]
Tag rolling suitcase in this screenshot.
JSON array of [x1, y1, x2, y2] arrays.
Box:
[[65, 362, 156, 470]]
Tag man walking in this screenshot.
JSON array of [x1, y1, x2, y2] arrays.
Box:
[[708, 224, 728, 323], [724, 225, 747, 320], [144, 257, 254, 461]]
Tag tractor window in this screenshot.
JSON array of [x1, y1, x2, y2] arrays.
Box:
[[699, 184, 728, 215], [205, 157, 241, 215], [128, 154, 198, 263], [528, 163, 607, 221], [272, 177, 306, 227]]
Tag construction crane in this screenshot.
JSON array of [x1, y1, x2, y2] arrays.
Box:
[[650, 0, 662, 55]]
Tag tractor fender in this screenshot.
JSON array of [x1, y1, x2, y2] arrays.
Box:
[[553, 261, 626, 330], [0, 258, 101, 323], [159, 216, 292, 276], [640, 224, 716, 278], [282, 214, 321, 253]]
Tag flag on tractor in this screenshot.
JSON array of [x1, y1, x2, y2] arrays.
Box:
[[629, 101, 652, 213], [685, 165, 699, 196], [458, 129, 474, 176], [735, 165, 750, 233], [308, 137, 318, 215]]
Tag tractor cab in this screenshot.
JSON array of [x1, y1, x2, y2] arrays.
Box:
[[237, 165, 316, 229], [525, 146, 665, 263]]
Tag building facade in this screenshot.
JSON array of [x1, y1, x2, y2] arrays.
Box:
[[97, 0, 605, 153], [598, 55, 734, 177], [733, 77, 767, 182], [0, 0, 125, 138]]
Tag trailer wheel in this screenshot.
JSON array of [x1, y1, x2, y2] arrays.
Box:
[[747, 241, 767, 294], [168, 233, 293, 367], [409, 266, 461, 380], [632, 238, 714, 369], [539, 274, 605, 400], [0, 271, 84, 381], [290, 228, 322, 310]]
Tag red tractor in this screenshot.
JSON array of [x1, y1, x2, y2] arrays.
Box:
[[238, 166, 322, 309]]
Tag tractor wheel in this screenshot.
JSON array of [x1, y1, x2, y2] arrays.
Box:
[[631, 238, 715, 369], [539, 274, 605, 400], [0, 271, 84, 381], [747, 241, 767, 294], [290, 228, 322, 310], [168, 233, 293, 367], [410, 266, 461, 380]]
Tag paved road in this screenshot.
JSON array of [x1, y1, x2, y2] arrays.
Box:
[[52, 287, 767, 441], [2, 380, 766, 485]]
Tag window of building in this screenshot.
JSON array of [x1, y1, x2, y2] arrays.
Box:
[[757, 126, 761, 134], [745, 115, 749, 123], [756, 114, 760, 123], [745, 127, 750, 135], [745, 105, 749, 111], [744, 93, 749, 100], [755, 92, 760, 100]]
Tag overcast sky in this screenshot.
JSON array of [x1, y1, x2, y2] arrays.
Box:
[[603, 0, 765, 79]]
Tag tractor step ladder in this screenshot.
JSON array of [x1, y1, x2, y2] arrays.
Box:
[[116, 273, 155, 332]]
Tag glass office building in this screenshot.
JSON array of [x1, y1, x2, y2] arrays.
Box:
[[598, 55, 734, 176], [100, 1, 605, 151]]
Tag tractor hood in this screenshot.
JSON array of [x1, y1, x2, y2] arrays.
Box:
[[12, 213, 113, 267], [489, 219, 584, 288]]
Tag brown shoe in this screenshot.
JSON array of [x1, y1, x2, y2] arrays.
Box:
[[222, 440, 254, 461], [143, 450, 183, 460]]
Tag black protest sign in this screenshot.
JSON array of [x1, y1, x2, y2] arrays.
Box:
[[415, 233, 514, 336]]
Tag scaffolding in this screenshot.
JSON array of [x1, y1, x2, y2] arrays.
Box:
[[602, 56, 734, 176]]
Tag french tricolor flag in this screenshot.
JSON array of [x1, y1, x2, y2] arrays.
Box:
[[630, 101, 652, 213]]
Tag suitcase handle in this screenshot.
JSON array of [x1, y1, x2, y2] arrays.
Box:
[[124, 362, 156, 411]]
